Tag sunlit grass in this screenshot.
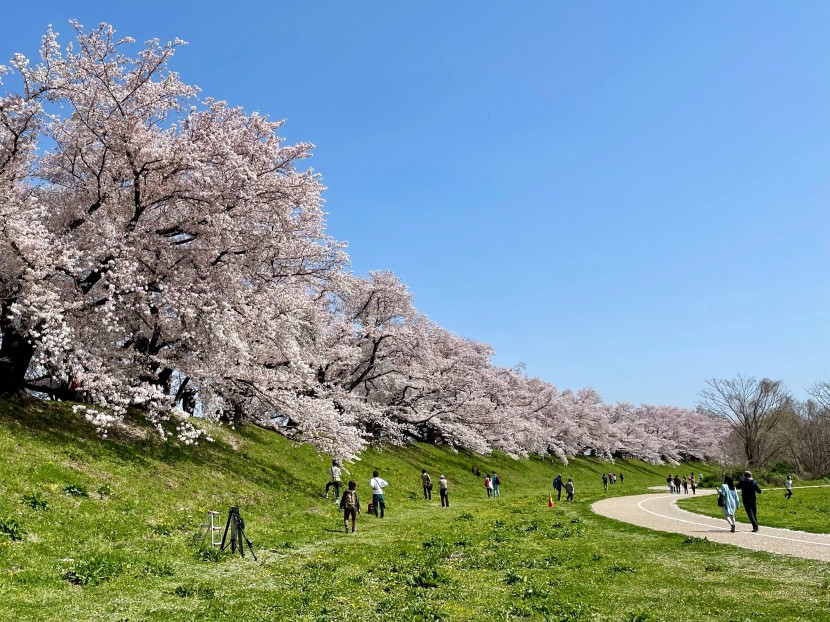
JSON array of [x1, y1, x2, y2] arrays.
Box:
[[0, 399, 827, 621]]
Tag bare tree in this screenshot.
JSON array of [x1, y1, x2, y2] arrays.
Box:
[[807, 381, 830, 414], [699, 375, 792, 468], [788, 398, 830, 477]]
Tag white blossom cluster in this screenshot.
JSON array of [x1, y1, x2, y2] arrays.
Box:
[[0, 23, 729, 462]]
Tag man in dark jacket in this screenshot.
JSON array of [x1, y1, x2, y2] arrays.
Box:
[[736, 470, 763, 532], [553, 474, 564, 501]]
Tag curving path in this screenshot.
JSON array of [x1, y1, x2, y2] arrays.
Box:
[[591, 487, 830, 562]]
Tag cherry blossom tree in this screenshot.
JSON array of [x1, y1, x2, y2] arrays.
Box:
[[0, 22, 731, 461]]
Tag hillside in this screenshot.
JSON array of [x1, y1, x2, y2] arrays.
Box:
[[0, 400, 827, 622]]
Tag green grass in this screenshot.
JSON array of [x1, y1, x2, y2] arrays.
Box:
[[678, 485, 830, 534], [0, 399, 828, 621]]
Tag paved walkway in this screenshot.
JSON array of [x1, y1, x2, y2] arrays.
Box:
[[591, 487, 830, 562]]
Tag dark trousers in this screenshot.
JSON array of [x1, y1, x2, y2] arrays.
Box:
[[785, 489, 792, 499], [555, 488, 562, 500], [372, 493, 385, 518], [440, 488, 449, 507], [326, 481, 341, 498], [423, 484, 431, 500], [745, 503, 759, 530]]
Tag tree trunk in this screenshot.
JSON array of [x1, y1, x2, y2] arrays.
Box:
[[0, 325, 35, 397]]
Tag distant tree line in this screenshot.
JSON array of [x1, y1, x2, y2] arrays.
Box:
[[699, 377, 830, 478]]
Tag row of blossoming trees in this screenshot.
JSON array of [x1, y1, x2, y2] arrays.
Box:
[[0, 23, 727, 461]]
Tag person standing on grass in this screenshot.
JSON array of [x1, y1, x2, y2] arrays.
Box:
[[784, 475, 793, 499], [565, 478, 575, 501], [689, 473, 696, 495], [553, 474, 564, 501], [602, 473, 608, 491], [339, 481, 360, 533], [439, 475, 449, 507], [619, 472, 624, 484], [492, 473, 501, 498], [421, 469, 432, 500], [484, 475, 493, 498], [736, 470, 762, 532], [370, 470, 388, 518], [324, 460, 342, 500], [719, 476, 740, 533]]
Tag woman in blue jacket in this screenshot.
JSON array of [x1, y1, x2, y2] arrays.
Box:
[[720, 476, 740, 533]]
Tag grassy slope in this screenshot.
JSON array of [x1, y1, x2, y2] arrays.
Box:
[[0, 399, 827, 622], [678, 486, 830, 534]]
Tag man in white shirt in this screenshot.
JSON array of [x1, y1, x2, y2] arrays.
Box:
[[370, 470, 388, 518]]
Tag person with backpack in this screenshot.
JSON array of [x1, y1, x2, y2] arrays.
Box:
[[370, 470, 388, 518], [324, 460, 342, 501], [492, 473, 501, 498], [339, 481, 361, 533], [421, 469, 432, 500], [438, 474, 449, 507]]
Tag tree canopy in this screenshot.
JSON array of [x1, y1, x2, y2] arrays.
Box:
[[0, 23, 729, 462]]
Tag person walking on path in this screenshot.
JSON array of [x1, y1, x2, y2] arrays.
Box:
[[682, 476, 688, 494], [553, 474, 564, 501], [370, 470, 388, 518], [339, 481, 360, 533], [784, 475, 793, 499], [565, 478, 575, 501], [719, 476, 740, 533], [421, 469, 432, 500], [602, 473, 608, 491], [736, 470, 762, 532], [689, 473, 696, 495], [324, 460, 342, 500], [439, 475, 449, 507], [673, 474, 681, 494], [492, 473, 501, 498]]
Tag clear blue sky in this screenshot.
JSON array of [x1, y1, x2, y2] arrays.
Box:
[[3, 2, 828, 408]]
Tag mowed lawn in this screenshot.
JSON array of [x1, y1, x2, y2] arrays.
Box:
[[0, 400, 828, 622], [678, 485, 830, 534]]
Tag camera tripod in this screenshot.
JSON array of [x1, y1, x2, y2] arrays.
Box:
[[220, 506, 257, 560]]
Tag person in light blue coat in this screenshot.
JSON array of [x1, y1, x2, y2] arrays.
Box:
[[720, 476, 740, 533]]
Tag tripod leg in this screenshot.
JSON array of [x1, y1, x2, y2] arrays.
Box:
[[237, 515, 245, 558], [240, 528, 257, 561], [231, 510, 239, 555], [220, 511, 233, 551]]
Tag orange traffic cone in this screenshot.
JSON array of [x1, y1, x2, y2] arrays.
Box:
[[548, 495, 554, 508]]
